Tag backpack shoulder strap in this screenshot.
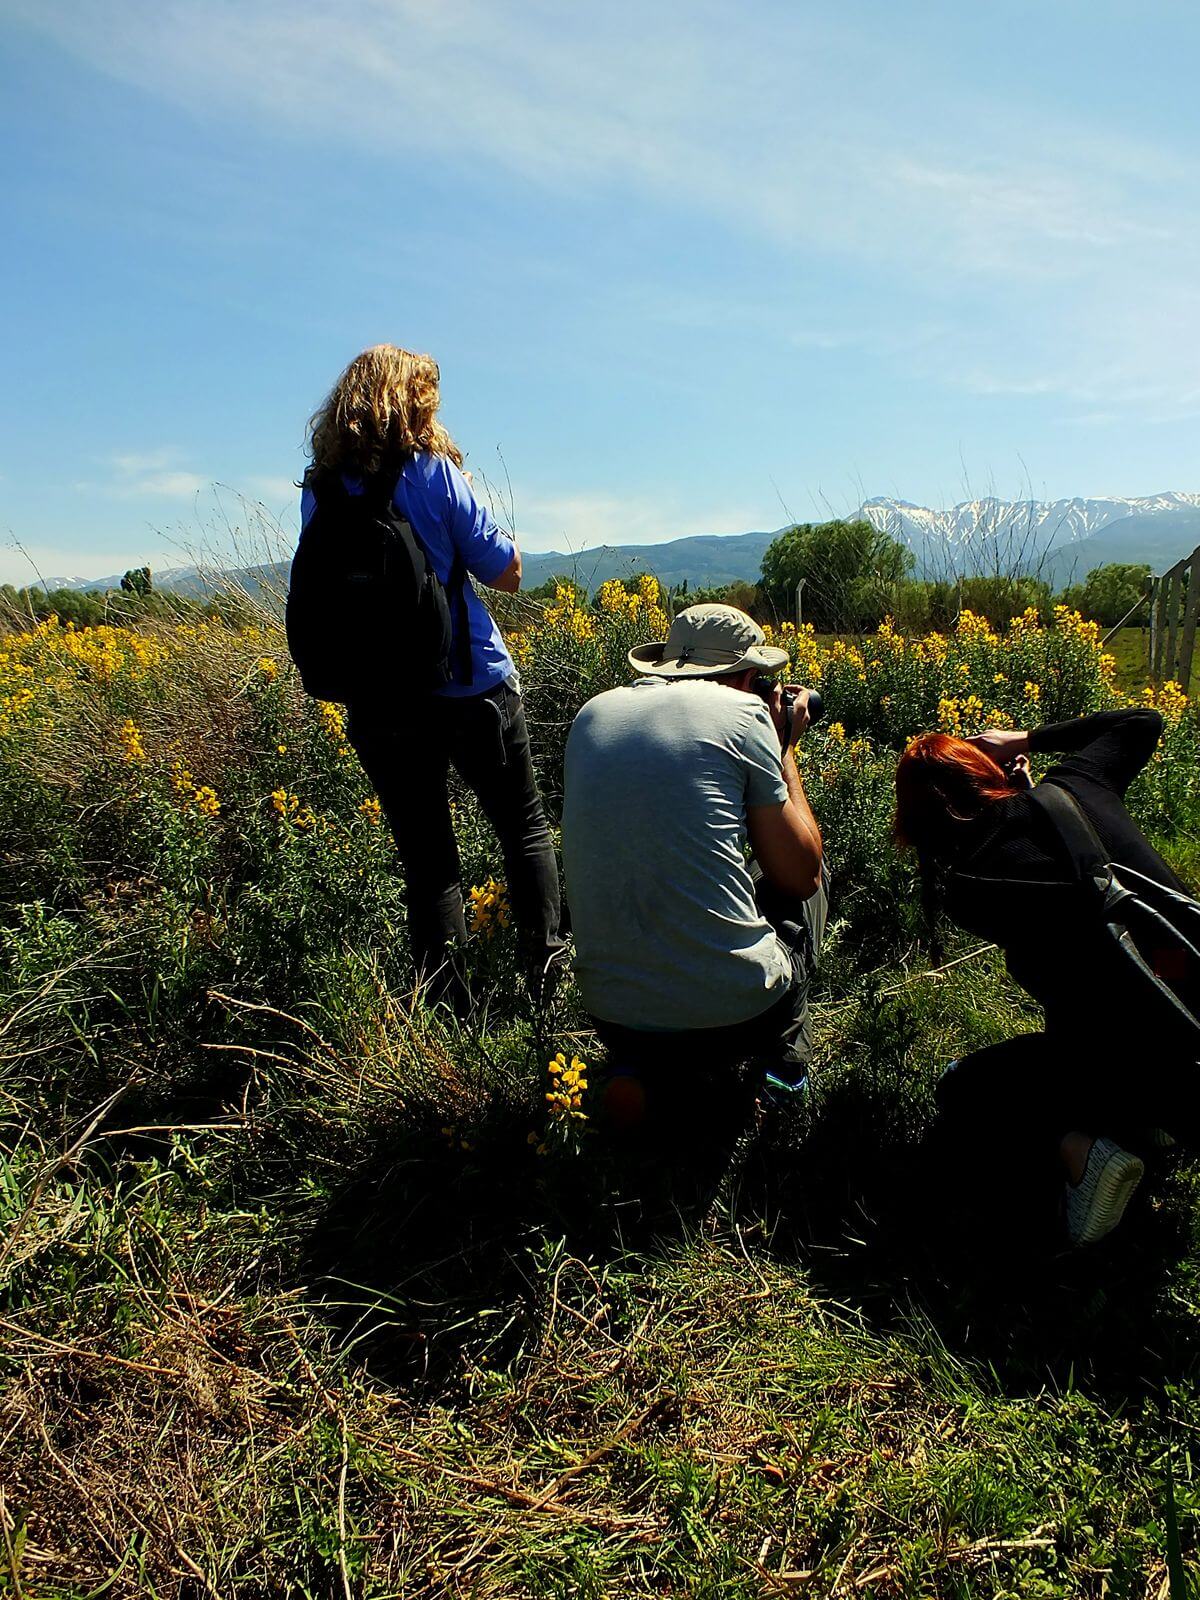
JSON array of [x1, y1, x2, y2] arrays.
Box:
[[377, 469, 475, 689], [445, 551, 474, 687], [1031, 781, 1112, 891], [304, 464, 346, 500]]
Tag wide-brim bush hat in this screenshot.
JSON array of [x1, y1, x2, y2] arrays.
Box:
[[628, 603, 789, 678]]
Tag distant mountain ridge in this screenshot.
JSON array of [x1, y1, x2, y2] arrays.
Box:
[[859, 492, 1200, 582], [32, 490, 1200, 599], [859, 491, 1200, 549]]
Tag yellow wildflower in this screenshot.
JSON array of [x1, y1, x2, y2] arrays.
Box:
[[1009, 606, 1042, 636], [938, 697, 963, 735], [1145, 680, 1189, 721], [469, 876, 511, 937], [545, 1052, 589, 1120], [509, 631, 533, 668], [956, 609, 997, 645], [192, 785, 220, 819], [317, 700, 347, 748], [597, 578, 630, 615], [118, 718, 146, 763]]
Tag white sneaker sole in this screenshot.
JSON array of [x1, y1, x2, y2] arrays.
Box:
[[1069, 1149, 1144, 1247]]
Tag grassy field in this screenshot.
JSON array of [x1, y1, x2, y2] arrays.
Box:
[[1, 594, 1199, 1597], [1107, 626, 1200, 699]]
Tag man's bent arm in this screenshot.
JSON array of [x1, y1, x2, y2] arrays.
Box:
[[747, 747, 823, 900]]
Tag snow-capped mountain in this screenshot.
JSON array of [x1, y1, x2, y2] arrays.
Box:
[[859, 492, 1200, 552], [857, 492, 1200, 580]]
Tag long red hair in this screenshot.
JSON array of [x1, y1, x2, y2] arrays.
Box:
[[894, 733, 1019, 858]]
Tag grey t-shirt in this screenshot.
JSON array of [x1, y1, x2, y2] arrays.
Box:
[[562, 677, 792, 1031]]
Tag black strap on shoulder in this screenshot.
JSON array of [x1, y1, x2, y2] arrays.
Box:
[[1031, 781, 1110, 884], [362, 468, 400, 510], [303, 464, 336, 505], [446, 553, 474, 687]]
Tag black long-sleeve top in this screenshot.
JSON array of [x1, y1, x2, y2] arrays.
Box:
[[944, 709, 1188, 1033]]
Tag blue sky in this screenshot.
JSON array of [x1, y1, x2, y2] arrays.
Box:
[[2, 0, 1199, 584]]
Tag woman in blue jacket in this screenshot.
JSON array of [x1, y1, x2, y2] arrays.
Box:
[[301, 345, 562, 1008]]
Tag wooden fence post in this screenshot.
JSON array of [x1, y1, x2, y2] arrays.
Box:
[[1164, 563, 1184, 682], [1149, 543, 1200, 686], [1152, 570, 1171, 682], [1177, 547, 1200, 691]]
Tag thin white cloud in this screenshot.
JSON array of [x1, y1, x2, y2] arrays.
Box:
[[93, 450, 207, 499], [13, 1, 1192, 272], [12, 0, 1200, 415], [491, 485, 766, 554], [246, 475, 301, 506]]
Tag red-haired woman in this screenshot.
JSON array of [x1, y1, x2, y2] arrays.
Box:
[[894, 709, 1194, 1246]]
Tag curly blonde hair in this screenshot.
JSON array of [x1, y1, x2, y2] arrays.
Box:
[[307, 345, 464, 476]]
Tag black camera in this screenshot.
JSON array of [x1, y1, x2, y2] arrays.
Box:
[[751, 675, 824, 746]]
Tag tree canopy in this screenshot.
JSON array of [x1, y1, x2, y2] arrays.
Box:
[[759, 520, 911, 632], [1060, 563, 1152, 629]]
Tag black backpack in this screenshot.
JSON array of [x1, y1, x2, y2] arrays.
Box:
[[949, 781, 1200, 1056], [285, 467, 473, 704]]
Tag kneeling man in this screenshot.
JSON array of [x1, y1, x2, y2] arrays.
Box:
[[562, 603, 826, 1112]]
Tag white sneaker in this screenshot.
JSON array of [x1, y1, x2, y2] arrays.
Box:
[[1065, 1138, 1144, 1247]]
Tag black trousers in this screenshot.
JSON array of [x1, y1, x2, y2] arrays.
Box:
[[938, 1023, 1200, 1158], [348, 680, 563, 985]]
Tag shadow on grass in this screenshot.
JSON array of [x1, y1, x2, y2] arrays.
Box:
[[731, 1066, 1200, 1404], [299, 1094, 732, 1390], [298, 992, 1200, 1406]]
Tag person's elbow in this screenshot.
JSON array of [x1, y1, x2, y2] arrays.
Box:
[[749, 804, 823, 900], [487, 550, 522, 594], [769, 853, 823, 902], [1125, 705, 1165, 758]]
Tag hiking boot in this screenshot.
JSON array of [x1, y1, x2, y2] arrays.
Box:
[[761, 1068, 808, 1111], [1065, 1137, 1144, 1247]]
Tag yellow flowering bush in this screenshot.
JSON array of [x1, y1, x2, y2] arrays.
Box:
[[468, 876, 511, 937], [756, 606, 1135, 748], [192, 785, 221, 819]]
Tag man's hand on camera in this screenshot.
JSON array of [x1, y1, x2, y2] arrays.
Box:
[[786, 685, 813, 738], [967, 728, 1029, 764], [767, 683, 812, 748]]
